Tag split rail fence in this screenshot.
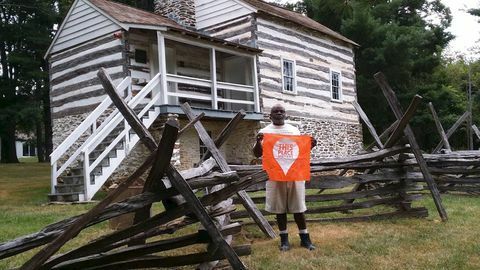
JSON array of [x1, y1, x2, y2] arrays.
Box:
[[1, 70, 479, 269]]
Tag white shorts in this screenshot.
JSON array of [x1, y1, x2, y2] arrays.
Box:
[[265, 180, 307, 214]]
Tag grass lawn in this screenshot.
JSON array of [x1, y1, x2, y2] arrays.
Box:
[[1, 162, 480, 269]]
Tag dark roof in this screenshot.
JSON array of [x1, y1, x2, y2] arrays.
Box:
[[88, 0, 183, 29], [242, 0, 358, 46], [87, 0, 261, 53]]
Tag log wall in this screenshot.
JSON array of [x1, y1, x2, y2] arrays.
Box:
[[49, 34, 127, 120], [201, 14, 256, 47], [256, 15, 357, 122]]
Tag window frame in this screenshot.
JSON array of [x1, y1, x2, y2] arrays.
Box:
[[330, 69, 342, 102], [281, 58, 297, 94]]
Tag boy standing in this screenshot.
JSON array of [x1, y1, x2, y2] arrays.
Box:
[[253, 104, 315, 251]]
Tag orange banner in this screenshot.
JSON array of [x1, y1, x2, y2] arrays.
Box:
[[262, 134, 311, 181]]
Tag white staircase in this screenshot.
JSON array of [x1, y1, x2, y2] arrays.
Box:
[[49, 74, 162, 202]]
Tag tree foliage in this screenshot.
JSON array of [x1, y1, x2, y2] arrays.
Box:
[[0, 0, 61, 162], [285, 0, 460, 150]]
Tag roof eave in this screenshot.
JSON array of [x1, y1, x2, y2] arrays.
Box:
[[121, 23, 168, 32], [167, 27, 262, 54]]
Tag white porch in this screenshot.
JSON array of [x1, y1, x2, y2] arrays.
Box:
[[135, 31, 262, 118]]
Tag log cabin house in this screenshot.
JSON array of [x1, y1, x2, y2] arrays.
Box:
[[46, 0, 363, 202]]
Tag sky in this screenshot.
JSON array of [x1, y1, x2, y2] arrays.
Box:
[[275, 0, 480, 59], [442, 0, 480, 59]]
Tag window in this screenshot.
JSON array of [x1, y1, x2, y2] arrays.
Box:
[[330, 70, 342, 101], [134, 49, 147, 64], [282, 59, 296, 93], [22, 142, 36, 156]]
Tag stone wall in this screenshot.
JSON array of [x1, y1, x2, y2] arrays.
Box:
[[154, 0, 196, 29], [259, 114, 363, 159], [52, 113, 92, 170], [295, 116, 363, 159], [173, 115, 362, 170], [224, 121, 260, 164], [52, 108, 119, 169], [109, 115, 178, 186], [52, 113, 89, 150], [175, 118, 260, 170], [52, 111, 361, 189]]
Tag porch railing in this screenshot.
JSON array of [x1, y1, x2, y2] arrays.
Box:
[[165, 74, 257, 111], [81, 73, 161, 200], [50, 74, 162, 201], [50, 70, 258, 201], [50, 77, 132, 195]]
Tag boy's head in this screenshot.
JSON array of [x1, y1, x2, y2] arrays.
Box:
[[269, 104, 286, 126]]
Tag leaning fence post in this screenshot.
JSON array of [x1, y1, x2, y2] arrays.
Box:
[[374, 72, 448, 222]]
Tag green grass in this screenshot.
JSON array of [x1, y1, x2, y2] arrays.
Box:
[[0, 162, 111, 270], [1, 162, 480, 269]]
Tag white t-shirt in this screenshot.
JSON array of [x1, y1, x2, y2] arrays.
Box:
[[258, 123, 300, 136]]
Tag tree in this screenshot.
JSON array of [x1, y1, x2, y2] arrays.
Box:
[[291, 0, 454, 149], [302, 0, 353, 32], [0, 0, 60, 162], [468, 6, 480, 18]]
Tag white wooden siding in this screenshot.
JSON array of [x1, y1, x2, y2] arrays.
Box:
[[50, 0, 121, 54], [256, 17, 358, 123], [195, 0, 255, 29]]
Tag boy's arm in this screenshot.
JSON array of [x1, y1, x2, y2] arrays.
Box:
[[311, 136, 317, 148], [253, 133, 264, 157]]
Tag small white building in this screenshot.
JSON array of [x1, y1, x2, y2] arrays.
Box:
[[46, 0, 363, 201], [0, 136, 37, 161]]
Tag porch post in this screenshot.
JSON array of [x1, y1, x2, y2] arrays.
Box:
[[252, 55, 260, 112], [157, 31, 168, 105], [210, 48, 218, 109]]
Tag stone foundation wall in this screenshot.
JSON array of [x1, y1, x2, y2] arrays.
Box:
[[52, 113, 90, 150], [258, 114, 363, 159], [154, 0, 196, 29], [109, 115, 178, 186], [52, 113, 91, 169], [224, 121, 260, 165], [173, 115, 362, 168], [52, 108, 118, 168], [175, 118, 260, 170], [52, 112, 361, 189]]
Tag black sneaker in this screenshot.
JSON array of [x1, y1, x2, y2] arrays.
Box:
[[299, 233, 315, 251], [279, 233, 290, 251]]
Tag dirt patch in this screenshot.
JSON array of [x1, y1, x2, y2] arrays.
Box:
[[0, 189, 9, 199], [314, 224, 360, 239]]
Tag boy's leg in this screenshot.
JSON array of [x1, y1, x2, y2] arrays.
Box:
[[276, 213, 290, 251], [293, 212, 306, 230], [277, 213, 288, 231], [294, 213, 315, 251]]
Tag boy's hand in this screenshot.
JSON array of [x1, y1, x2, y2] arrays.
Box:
[[311, 137, 317, 148], [256, 133, 264, 142]]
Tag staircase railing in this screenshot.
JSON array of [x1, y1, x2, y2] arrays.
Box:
[[50, 77, 132, 194], [82, 73, 161, 200], [50, 72, 164, 200]]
